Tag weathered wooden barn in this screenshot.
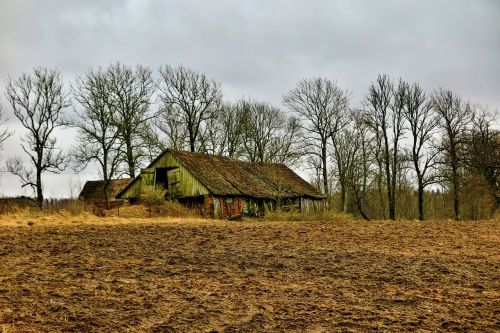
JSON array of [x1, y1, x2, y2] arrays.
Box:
[[116, 149, 326, 217], [79, 178, 133, 205]]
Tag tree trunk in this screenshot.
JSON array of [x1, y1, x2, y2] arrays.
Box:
[[126, 143, 135, 178], [321, 141, 329, 196], [354, 190, 369, 221], [36, 168, 43, 208], [385, 160, 395, 220], [450, 141, 460, 221], [383, 134, 394, 220], [417, 178, 424, 221], [376, 166, 386, 219], [189, 127, 196, 152], [452, 173, 460, 221], [390, 152, 398, 221], [357, 202, 370, 221]]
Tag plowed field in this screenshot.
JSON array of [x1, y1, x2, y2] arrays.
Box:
[[0, 218, 498, 332]]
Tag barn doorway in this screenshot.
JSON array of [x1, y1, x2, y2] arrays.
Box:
[[155, 167, 169, 189]]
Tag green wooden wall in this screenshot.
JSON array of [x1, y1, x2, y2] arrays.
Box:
[[119, 152, 210, 199]]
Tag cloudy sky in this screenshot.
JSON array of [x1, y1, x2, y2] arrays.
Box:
[[0, 0, 499, 197]]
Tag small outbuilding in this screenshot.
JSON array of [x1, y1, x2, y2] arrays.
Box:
[[79, 178, 133, 206], [116, 149, 326, 217]]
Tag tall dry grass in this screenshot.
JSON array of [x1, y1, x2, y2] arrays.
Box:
[[0, 200, 203, 227]]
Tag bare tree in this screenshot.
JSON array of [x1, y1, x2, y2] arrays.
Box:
[[199, 101, 246, 158], [198, 109, 226, 156], [346, 113, 374, 220], [140, 126, 167, 162], [218, 102, 246, 158], [463, 108, 499, 216], [403, 82, 440, 220], [153, 105, 190, 152], [283, 78, 349, 195], [5, 68, 69, 207], [331, 112, 359, 213], [432, 88, 473, 220], [158, 65, 223, 153], [107, 63, 155, 177], [239, 100, 287, 163], [371, 120, 387, 219], [69, 67, 123, 208], [363, 75, 405, 220], [266, 116, 304, 166]]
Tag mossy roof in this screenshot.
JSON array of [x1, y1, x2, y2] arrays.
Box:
[[118, 149, 325, 200]]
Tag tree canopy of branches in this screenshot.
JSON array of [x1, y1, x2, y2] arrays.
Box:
[[345, 112, 374, 220], [107, 62, 155, 177], [238, 100, 302, 165], [464, 109, 499, 216], [283, 78, 349, 195], [158, 65, 223, 153], [403, 82, 439, 220], [432, 88, 473, 220], [5, 68, 69, 207], [198, 101, 245, 158], [331, 108, 371, 214], [363, 75, 406, 220], [70, 67, 123, 208]]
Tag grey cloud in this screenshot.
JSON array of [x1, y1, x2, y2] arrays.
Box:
[[0, 0, 499, 196]]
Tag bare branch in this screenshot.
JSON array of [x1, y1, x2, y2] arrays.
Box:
[[5, 67, 69, 206]]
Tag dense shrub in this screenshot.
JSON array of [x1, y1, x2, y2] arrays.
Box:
[[139, 185, 166, 207]]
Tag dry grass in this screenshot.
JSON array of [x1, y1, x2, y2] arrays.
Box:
[[105, 202, 195, 219], [262, 209, 354, 222], [0, 214, 498, 332], [0, 207, 203, 228]]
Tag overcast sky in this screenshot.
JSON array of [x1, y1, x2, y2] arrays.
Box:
[[0, 0, 499, 198]]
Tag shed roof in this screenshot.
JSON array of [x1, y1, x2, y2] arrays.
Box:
[[118, 149, 325, 200], [79, 178, 133, 202]]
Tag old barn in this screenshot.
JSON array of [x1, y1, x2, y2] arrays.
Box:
[[116, 149, 326, 217]]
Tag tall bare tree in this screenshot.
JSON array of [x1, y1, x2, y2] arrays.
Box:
[[346, 113, 374, 220], [432, 88, 473, 220], [70, 67, 123, 208], [107, 63, 155, 177], [331, 112, 359, 213], [158, 65, 223, 153], [403, 82, 440, 220], [283, 78, 349, 195], [5, 68, 69, 207], [463, 108, 499, 216], [363, 75, 405, 220]]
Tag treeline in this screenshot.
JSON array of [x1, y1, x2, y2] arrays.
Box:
[[0, 64, 498, 220]]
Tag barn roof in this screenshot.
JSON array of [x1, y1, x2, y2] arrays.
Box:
[[79, 178, 133, 202], [118, 149, 325, 200]]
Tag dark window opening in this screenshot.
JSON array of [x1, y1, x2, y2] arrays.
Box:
[[155, 167, 170, 189]]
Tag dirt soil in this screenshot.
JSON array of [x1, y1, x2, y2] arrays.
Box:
[[0, 218, 499, 332]]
